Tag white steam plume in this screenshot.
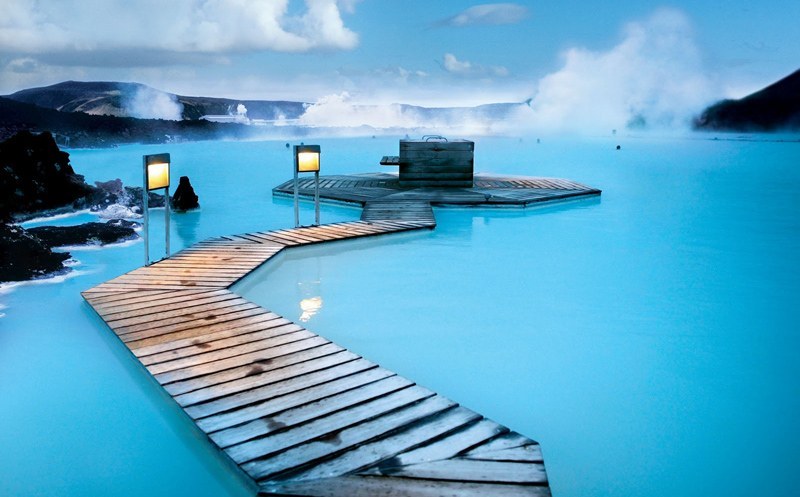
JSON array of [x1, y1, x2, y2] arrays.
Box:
[[127, 86, 184, 121], [518, 8, 715, 133]]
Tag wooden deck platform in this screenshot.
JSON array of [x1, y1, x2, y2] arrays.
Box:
[[273, 172, 601, 208], [82, 219, 552, 496]]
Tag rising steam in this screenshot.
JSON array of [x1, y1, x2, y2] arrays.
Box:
[[297, 9, 716, 135], [125, 85, 184, 121]]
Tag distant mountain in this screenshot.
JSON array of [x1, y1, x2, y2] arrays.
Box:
[[694, 69, 800, 131], [6, 81, 307, 122], [0, 95, 256, 147], [2, 80, 532, 144]]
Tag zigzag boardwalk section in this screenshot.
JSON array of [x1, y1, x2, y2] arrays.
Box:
[[82, 219, 551, 496]]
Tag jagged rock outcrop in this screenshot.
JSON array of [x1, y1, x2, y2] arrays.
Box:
[[171, 176, 199, 210], [0, 130, 93, 221], [27, 219, 139, 247], [0, 223, 71, 282]]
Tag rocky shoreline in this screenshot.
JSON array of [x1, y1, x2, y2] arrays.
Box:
[[0, 131, 176, 283]]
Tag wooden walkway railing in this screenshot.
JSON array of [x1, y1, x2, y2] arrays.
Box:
[[82, 218, 550, 496]]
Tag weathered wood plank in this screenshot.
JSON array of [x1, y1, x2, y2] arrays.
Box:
[[152, 332, 329, 380], [131, 312, 285, 357], [227, 385, 435, 464], [197, 367, 396, 434], [261, 475, 551, 497], [287, 406, 481, 482], [463, 444, 544, 463], [121, 307, 272, 346], [185, 357, 375, 420], [162, 338, 338, 397], [387, 418, 508, 467], [210, 375, 414, 448], [139, 317, 294, 366], [244, 395, 457, 480], [367, 458, 547, 485]]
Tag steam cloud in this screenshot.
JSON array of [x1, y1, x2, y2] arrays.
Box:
[[519, 8, 715, 133], [126, 86, 184, 121], [298, 9, 716, 136]]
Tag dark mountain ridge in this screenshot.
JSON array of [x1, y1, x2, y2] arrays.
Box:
[[694, 69, 800, 131], [6, 81, 308, 121]]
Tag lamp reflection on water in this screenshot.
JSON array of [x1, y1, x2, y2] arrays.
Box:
[[299, 296, 323, 322], [297, 279, 323, 322]]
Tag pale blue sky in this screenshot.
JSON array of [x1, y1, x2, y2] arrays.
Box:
[[1, 1, 797, 105]]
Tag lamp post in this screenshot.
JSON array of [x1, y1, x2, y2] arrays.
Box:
[[143, 153, 171, 265], [293, 144, 321, 227]]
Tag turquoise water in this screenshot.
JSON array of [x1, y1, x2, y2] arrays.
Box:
[[2, 135, 798, 496]]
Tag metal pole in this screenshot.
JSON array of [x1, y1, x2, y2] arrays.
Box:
[[314, 170, 320, 225], [293, 155, 300, 228], [164, 185, 170, 259], [143, 157, 149, 266]]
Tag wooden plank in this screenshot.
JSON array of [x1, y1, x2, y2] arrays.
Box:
[[113, 301, 261, 335], [262, 475, 551, 497], [388, 419, 508, 467], [101, 292, 243, 322], [197, 367, 396, 434], [185, 357, 375, 420], [139, 317, 294, 365], [463, 444, 544, 463], [243, 395, 458, 481], [227, 385, 435, 464], [210, 375, 414, 448], [121, 307, 271, 346], [367, 459, 547, 485], [287, 406, 481, 482], [91, 289, 228, 314], [131, 312, 285, 357], [151, 331, 327, 378], [171, 347, 353, 407], [464, 432, 537, 455], [162, 337, 337, 397]]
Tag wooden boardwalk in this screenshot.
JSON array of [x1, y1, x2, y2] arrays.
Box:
[[82, 219, 551, 496]]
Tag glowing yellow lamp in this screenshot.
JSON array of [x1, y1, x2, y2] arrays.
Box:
[[144, 153, 170, 191], [295, 145, 320, 172]]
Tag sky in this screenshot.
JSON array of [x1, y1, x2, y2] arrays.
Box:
[[0, 1, 798, 115]]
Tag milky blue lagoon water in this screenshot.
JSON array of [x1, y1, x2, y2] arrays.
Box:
[[2, 134, 798, 497]]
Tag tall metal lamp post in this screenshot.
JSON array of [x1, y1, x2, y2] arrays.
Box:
[[143, 153, 171, 265], [293, 144, 321, 227]]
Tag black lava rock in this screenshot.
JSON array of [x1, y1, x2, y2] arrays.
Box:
[[0, 131, 94, 221], [171, 175, 199, 211], [27, 219, 139, 247], [0, 223, 71, 282]]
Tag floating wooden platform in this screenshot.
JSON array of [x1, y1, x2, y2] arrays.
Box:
[[273, 172, 601, 209], [82, 218, 555, 496]]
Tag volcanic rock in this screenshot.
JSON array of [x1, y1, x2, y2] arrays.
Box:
[[27, 219, 139, 247], [0, 223, 71, 282]]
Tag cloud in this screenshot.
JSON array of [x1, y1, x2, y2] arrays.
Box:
[[442, 53, 509, 78], [442, 3, 529, 27], [518, 8, 715, 132], [0, 0, 358, 59]]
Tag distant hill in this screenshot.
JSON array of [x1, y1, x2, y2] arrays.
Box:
[[6, 81, 308, 122], [0, 96, 255, 147], [2, 80, 532, 143], [694, 69, 800, 131]]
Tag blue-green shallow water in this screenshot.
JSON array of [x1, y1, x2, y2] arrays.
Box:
[[2, 135, 798, 496]]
